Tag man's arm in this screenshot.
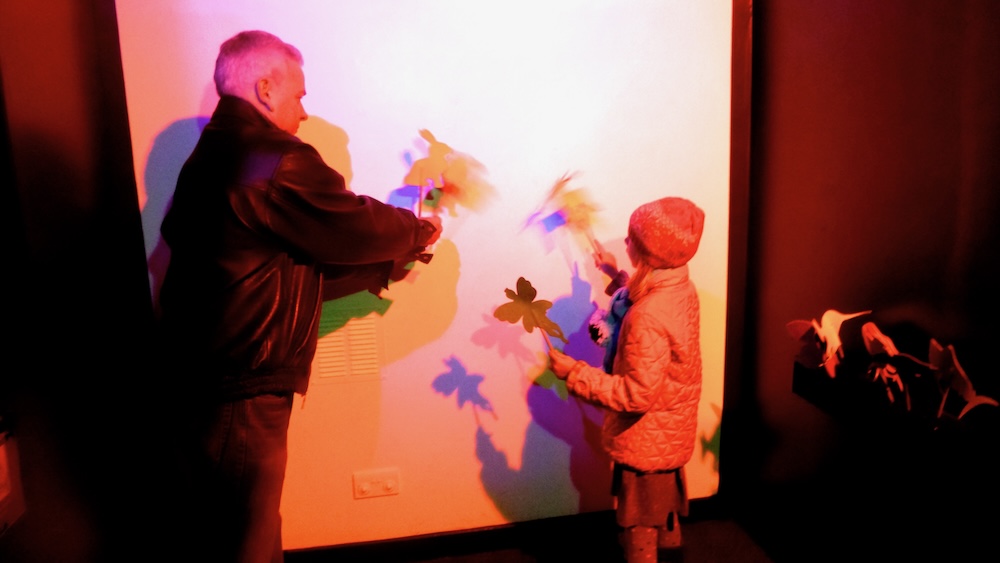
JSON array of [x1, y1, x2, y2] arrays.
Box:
[[264, 143, 438, 265]]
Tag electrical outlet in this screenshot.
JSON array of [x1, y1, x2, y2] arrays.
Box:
[[353, 467, 400, 499]]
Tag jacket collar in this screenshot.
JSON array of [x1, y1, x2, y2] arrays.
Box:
[[647, 264, 691, 289], [212, 95, 279, 131]]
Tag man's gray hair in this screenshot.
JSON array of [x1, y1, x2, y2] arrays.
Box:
[[214, 30, 304, 97]]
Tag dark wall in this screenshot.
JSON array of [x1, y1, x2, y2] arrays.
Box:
[[727, 0, 1000, 560], [1, 1, 173, 561]]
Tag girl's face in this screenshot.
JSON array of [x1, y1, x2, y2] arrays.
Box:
[[625, 236, 640, 268]]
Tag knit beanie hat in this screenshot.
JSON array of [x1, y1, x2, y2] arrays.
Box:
[[628, 197, 705, 269]]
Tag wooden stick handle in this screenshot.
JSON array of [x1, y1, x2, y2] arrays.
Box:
[[531, 310, 554, 350], [540, 329, 553, 350]]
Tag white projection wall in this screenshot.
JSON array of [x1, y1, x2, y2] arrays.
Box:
[[116, 0, 732, 549]]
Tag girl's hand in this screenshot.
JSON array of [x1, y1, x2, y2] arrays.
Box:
[[592, 239, 619, 278], [548, 348, 578, 380]]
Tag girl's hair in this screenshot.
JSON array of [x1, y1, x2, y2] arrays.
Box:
[[214, 30, 304, 98], [626, 260, 655, 301]]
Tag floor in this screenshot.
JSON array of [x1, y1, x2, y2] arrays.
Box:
[[286, 510, 775, 563]]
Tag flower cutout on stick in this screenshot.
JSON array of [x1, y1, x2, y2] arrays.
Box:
[[403, 129, 495, 218], [493, 277, 568, 349], [524, 172, 601, 253], [550, 173, 599, 236]]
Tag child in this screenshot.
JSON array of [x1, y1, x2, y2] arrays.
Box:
[[550, 197, 705, 563]]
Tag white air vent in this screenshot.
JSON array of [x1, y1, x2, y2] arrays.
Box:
[[315, 313, 382, 381]]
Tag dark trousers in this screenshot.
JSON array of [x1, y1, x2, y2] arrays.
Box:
[[187, 393, 294, 563]]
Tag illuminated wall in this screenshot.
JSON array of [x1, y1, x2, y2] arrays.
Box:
[[114, 0, 732, 549]]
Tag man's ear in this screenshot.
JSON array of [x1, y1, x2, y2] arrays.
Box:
[[255, 78, 272, 112]]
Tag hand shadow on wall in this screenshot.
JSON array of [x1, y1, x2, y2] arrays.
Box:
[[472, 265, 613, 518], [475, 387, 612, 519], [531, 263, 606, 395]]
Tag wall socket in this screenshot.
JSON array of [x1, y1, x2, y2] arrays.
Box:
[[352, 467, 400, 499]]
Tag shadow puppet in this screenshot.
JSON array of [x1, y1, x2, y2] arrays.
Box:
[[474, 266, 613, 518]]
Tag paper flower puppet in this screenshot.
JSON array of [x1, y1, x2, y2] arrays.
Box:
[[928, 338, 999, 420], [403, 129, 494, 218], [790, 308, 999, 425], [493, 277, 568, 349], [524, 172, 601, 251], [787, 308, 871, 378]]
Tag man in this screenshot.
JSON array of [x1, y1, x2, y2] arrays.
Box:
[[157, 30, 440, 562]]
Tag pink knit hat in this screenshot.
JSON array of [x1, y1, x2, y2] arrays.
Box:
[[628, 197, 705, 269]]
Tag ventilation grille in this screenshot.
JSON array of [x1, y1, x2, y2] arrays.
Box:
[[315, 313, 382, 381]]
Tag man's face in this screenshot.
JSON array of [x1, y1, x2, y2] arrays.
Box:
[[269, 60, 308, 135]]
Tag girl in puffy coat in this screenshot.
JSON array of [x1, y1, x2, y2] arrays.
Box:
[[550, 197, 704, 563]]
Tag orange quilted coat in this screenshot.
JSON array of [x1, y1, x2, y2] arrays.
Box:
[[565, 265, 702, 472]]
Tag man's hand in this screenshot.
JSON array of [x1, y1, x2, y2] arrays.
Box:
[[421, 216, 443, 245]]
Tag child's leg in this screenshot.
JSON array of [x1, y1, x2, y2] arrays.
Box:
[[657, 511, 682, 549], [621, 525, 658, 563], [615, 465, 687, 561]]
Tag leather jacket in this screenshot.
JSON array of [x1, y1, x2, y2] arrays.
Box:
[[158, 96, 435, 400]]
